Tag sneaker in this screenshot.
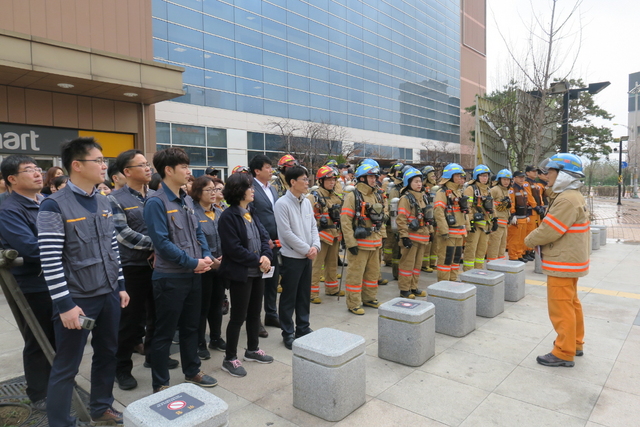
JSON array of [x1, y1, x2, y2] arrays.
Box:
[[349, 306, 365, 315], [295, 328, 313, 338], [31, 398, 46, 412], [243, 349, 274, 364], [536, 353, 575, 367], [222, 358, 247, 377], [378, 279, 389, 286], [518, 257, 529, 263], [144, 357, 179, 369], [185, 371, 218, 387], [91, 406, 123, 425], [283, 334, 295, 350], [576, 349, 584, 357], [153, 385, 169, 393], [259, 323, 269, 338], [198, 344, 211, 360], [326, 290, 345, 296], [310, 296, 322, 304], [172, 330, 180, 344], [411, 289, 426, 298], [208, 337, 227, 351], [400, 290, 415, 299], [421, 266, 434, 273], [363, 300, 380, 308], [319, 276, 325, 282], [115, 373, 138, 390]]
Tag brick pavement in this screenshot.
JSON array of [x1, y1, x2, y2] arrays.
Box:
[[589, 196, 640, 242]]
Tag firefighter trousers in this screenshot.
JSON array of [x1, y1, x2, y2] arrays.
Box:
[[435, 235, 464, 282], [421, 241, 432, 269], [462, 227, 490, 271], [507, 219, 527, 260], [423, 235, 437, 268], [345, 248, 380, 310], [398, 242, 426, 292], [383, 233, 394, 265], [525, 211, 540, 251], [486, 225, 507, 261], [547, 276, 584, 361], [311, 240, 341, 297]]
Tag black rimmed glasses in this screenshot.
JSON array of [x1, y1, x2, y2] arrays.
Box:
[[77, 158, 106, 165]]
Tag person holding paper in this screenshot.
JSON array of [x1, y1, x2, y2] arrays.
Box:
[[218, 173, 274, 377]]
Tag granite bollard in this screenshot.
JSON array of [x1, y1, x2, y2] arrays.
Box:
[[487, 259, 526, 302], [292, 328, 366, 421], [427, 281, 476, 337], [590, 224, 607, 245], [123, 383, 228, 427], [590, 227, 601, 251], [378, 298, 435, 366], [459, 269, 505, 318]]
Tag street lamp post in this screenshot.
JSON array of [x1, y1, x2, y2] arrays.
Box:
[[629, 83, 640, 198], [615, 136, 628, 206], [559, 81, 611, 153]]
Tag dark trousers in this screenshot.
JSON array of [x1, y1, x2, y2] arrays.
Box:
[[279, 257, 312, 336], [47, 291, 121, 427], [263, 247, 280, 320], [19, 291, 55, 402], [199, 269, 225, 345], [225, 276, 264, 360], [150, 275, 201, 389], [116, 265, 155, 375]]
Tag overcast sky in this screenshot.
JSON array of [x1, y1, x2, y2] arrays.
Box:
[[486, 0, 640, 138]]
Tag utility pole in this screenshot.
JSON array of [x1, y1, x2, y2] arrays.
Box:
[[615, 136, 628, 206]]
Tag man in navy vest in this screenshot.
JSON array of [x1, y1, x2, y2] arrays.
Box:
[[144, 147, 217, 393], [38, 137, 130, 426]]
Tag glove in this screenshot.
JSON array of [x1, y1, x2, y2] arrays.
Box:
[[469, 224, 476, 233], [510, 215, 518, 226], [402, 237, 413, 249], [348, 246, 359, 256]]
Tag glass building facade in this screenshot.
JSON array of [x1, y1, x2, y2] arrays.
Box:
[[152, 0, 461, 144]]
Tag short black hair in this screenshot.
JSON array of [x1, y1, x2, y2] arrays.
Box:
[[115, 149, 144, 175], [223, 173, 252, 206], [53, 175, 68, 189], [107, 162, 121, 184], [285, 165, 307, 187], [1, 155, 38, 188], [249, 154, 272, 177], [190, 175, 215, 203], [149, 173, 163, 191], [153, 147, 190, 179], [61, 137, 102, 173], [0, 155, 38, 187]]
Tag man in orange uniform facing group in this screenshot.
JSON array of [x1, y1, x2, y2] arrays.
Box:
[[525, 153, 589, 367], [507, 170, 536, 262]]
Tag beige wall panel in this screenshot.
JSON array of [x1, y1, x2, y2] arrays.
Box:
[[465, 0, 486, 22], [31, 44, 92, 78], [52, 93, 79, 128], [92, 98, 115, 131], [461, 49, 487, 92], [0, 35, 32, 66], [25, 89, 53, 126], [60, 0, 78, 45], [91, 55, 140, 84], [0, 1, 14, 31], [7, 86, 26, 123], [142, 0, 153, 59], [102, 0, 119, 54], [0, 86, 8, 122], [115, 0, 130, 56], [114, 101, 139, 133], [77, 97, 93, 129], [12, 1, 32, 35], [74, 0, 91, 48], [45, 0, 63, 41], [89, 1, 105, 51], [144, 105, 157, 153], [127, 0, 142, 59], [28, 0, 47, 38]]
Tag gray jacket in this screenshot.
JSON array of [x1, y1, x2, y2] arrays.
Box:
[[275, 190, 320, 259]]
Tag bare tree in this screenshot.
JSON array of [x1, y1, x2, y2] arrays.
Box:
[[420, 140, 459, 174]]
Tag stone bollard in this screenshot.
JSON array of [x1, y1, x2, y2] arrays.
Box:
[[292, 328, 366, 421], [378, 298, 435, 366], [591, 224, 607, 246], [123, 383, 229, 427], [591, 227, 601, 251], [486, 259, 526, 302], [427, 281, 476, 337], [459, 269, 505, 318]]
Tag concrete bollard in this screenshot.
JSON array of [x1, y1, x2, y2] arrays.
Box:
[[591, 227, 601, 251], [378, 298, 435, 366], [459, 269, 505, 318], [292, 328, 366, 421], [427, 281, 476, 337], [124, 383, 229, 427], [486, 259, 526, 302], [591, 224, 607, 246]]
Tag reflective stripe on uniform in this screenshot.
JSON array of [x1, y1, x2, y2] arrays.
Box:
[[543, 213, 568, 234], [497, 218, 508, 226], [345, 283, 361, 292], [449, 228, 467, 236], [398, 269, 413, 277], [325, 281, 339, 288], [437, 265, 451, 271], [357, 238, 382, 247], [542, 259, 589, 272], [341, 207, 355, 217], [409, 232, 430, 242], [363, 279, 378, 288], [412, 268, 421, 276], [566, 222, 590, 233]]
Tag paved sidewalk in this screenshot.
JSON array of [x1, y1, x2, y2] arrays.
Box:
[[589, 196, 640, 242]]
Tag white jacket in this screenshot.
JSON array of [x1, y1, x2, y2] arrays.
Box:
[[275, 190, 320, 259]]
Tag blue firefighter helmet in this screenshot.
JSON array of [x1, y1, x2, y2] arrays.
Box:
[[540, 153, 585, 178], [472, 164, 491, 180], [441, 163, 465, 180], [355, 164, 380, 179], [402, 167, 422, 188], [496, 169, 513, 179]]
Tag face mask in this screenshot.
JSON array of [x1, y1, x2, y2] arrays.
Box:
[[341, 170, 348, 176]]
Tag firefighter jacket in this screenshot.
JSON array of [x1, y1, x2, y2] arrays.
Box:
[[397, 189, 431, 243], [490, 184, 511, 228], [307, 186, 342, 245], [434, 181, 470, 238], [526, 177, 545, 208], [464, 181, 492, 232], [509, 182, 536, 219], [341, 182, 386, 250], [272, 172, 290, 197], [524, 189, 589, 278], [385, 177, 403, 235]]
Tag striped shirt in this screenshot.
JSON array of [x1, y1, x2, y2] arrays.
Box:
[[108, 186, 154, 251]]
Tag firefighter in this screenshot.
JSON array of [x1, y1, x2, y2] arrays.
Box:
[[308, 166, 344, 304], [396, 167, 432, 298], [421, 165, 438, 272], [340, 162, 386, 315], [272, 154, 298, 197], [524, 165, 546, 259], [462, 165, 493, 271], [383, 162, 404, 269], [325, 159, 342, 195], [231, 165, 250, 174], [433, 163, 470, 281], [487, 169, 512, 261], [507, 171, 536, 262], [524, 153, 589, 367]]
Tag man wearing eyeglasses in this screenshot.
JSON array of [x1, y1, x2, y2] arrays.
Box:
[[37, 137, 130, 426], [0, 155, 53, 414]]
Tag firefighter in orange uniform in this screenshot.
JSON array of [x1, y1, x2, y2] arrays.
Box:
[[507, 170, 536, 262], [487, 169, 512, 261], [308, 166, 344, 304], [525, 153, 589, 367], [524, 165, 546, 259]]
